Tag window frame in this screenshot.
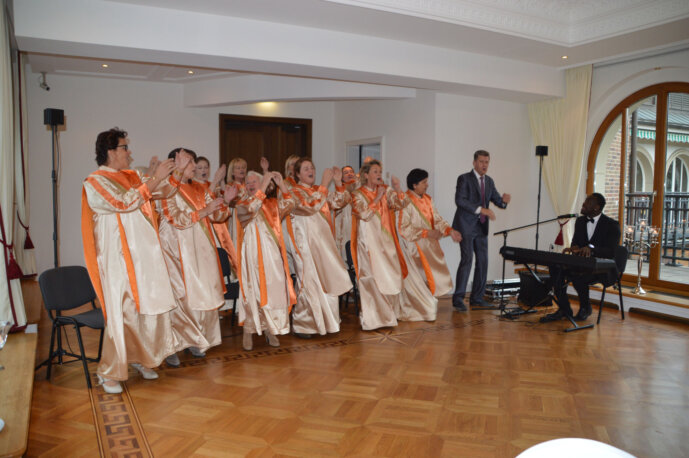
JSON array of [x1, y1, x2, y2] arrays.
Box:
[[587, 82, 689, 295]]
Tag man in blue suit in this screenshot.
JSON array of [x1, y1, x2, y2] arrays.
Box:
[[452, 150, 511, 311]]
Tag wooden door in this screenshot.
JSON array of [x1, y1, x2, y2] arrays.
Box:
[[219, 114, 311, 175]]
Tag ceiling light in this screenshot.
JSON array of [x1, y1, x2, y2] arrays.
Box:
[[187, 70, 194, 75], [101, 64, 109, 68], [561, 55, 568, 60]]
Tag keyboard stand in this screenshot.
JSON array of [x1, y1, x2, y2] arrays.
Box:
[[524, 263, 594, 333]]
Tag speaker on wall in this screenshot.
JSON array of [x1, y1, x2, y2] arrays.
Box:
[[44, 108, 64, 127], [535, 145, 548, 157]]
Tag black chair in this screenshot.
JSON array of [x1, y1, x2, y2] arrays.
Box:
[[340, 240, 360, 315], [37, 266, 105, 388], [217, 247, 240, 325], [595, 245, 629, 325]]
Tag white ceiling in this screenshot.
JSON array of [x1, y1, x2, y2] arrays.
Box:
[[15, 0, 689, 102]]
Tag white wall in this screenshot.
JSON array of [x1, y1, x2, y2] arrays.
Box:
[[334, 91, 555, 290], [26, 71, 335, 274]]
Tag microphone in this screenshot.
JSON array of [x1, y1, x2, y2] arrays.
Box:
[[557, 213, 578, 219]]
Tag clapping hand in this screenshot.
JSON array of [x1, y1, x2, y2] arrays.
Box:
[[223, 183, 238, 204], [260, 157, 270, 173], [390, 175, 401, 192]]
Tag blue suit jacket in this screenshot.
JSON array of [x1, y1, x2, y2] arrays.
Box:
[[452, 170, 507, 236]]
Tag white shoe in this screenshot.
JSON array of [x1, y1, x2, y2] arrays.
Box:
[[265, 332, 280, 348], [165, 353, 181, 367], [188, 346, 206, 358], [97, 374, 123, 394], [131, 363, 159, 380], [242, 330, 253, 351]]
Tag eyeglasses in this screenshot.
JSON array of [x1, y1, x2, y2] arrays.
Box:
[[115, 144, 129, 151]]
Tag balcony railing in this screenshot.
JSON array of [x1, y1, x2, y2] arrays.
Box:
[[624, 191, 689, 265]]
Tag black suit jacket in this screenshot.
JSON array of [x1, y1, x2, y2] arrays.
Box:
[[452, 170, 507, 236], [571, 213, 621, 259]]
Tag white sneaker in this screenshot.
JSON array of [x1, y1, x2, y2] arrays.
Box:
[[165, 353, 181, 367], [131, 363, 159, 380], [97, 374, 123, 394], [265, 332, 280, 348], [188, 346, 206, 358], [243, 330, 253, 351]]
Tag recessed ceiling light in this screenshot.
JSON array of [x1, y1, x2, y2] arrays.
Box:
[[101, 64, 109, 68], [561, 55, 568, 60], [187, 70, 194, 75]]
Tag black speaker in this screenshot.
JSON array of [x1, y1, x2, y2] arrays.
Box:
[[518, 272, 552, 307], [535, 145, 548, 157], [44, 108, 64, 126]]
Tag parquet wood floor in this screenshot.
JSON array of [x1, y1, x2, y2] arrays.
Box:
[[27, 294, 689, 457]]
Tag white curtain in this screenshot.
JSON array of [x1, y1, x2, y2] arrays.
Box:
[[0, 0, 27, 327], [528, 65, 592, 246], [13, 52, 36, 276]]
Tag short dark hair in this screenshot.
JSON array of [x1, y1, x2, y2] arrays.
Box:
[[591, 192, 606, 210], [168, 148, 197, 161], [342, 165, 354, 173], [196, 156, 210, 165], [473, 150, 490, 161], [95, 128, 127, 166], [407, 168, 428, 190]]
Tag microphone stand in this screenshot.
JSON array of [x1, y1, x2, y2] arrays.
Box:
[[494, 215, 573, 319]]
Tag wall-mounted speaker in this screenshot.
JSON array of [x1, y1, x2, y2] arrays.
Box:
[[44, 108, 64, 127], [535, 145, 548, 157]]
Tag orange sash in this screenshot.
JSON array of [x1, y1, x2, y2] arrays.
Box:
[[261, 197, 297, 310], [405, 191, 436, 293], [81, 170, 152, 321], [292, 183, 335, 235], [176, 181, 230, 294]]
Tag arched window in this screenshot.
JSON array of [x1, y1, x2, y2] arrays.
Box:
[[588, 83, 689, 291], [666, 156, 688, 193]]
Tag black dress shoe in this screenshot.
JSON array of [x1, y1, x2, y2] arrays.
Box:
[[574, 309, 591, 322], [540, 310, 566, 323], [294, 332, 313, 339], [470, 300, 497, 310], [453, 302, 467, 312]]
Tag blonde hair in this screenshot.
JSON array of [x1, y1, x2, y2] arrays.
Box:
[[284, 155, 300, 178], [359, 159, 382, 186], [246, 170, 262, 181], [227, 157, 247, 183]]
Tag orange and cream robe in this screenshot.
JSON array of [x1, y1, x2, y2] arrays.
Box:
[[333, 180, 357, 262], [82, 166, 184, 381], [235, 190, 296, 336], [396, 191, 453, 321], [351, 185, 410, 330], [197, 179, 240, 311], [157, 180, 237, 351], [226, 182, 246, 282], [290, 182, 352, 335]]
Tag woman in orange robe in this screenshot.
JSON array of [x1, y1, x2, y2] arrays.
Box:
[[289, 158, 352, 337], [350, 160, 409, 330], [235, 171, 296, 350], [396, 168, 462, 321], [157, 148, 239, 366], [82, 128, 187, 393]]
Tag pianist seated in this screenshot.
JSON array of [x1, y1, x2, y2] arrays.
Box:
[[540, 193, 621, 323]]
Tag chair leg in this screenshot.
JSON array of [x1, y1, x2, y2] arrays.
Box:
[[46, 322, 57, 381], [232, 298, 237, 326], [73, 325, 92, 389], [56, 325, 64, 365], [618, 280, 625, 320], [96, 328, 104, 361], [596, 288, 607, 325]]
